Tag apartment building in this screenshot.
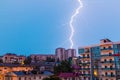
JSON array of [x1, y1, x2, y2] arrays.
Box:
[[30, 54, 56, 62], [0, 64, 33, 80], [5, 71, 52, 80], [2, 53, 26, 64], [55, 48, 76, 61], [78, 39, 120, 80]]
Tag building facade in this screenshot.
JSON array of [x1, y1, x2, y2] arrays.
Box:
[[2, 53, 26, 64], [55, 48, 76, 61], [0, 64, 33, 80], [78, 39, 120, 80], [30, 54, 56, 62], [55, 48, 66, 61]]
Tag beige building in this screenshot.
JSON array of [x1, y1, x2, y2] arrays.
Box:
[[30, 54, 56, 62], [2, 53, 26, 64], [100, 39, 116, 80]]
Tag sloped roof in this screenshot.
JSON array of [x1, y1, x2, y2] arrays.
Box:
[[13, 71, 25, 76], [42, 71, 54, 76]]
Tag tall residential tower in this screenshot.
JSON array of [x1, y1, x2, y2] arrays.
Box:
[[78, 39, 120, 80]]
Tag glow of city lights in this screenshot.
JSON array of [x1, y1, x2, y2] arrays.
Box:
[[69, 0, 83, 49]]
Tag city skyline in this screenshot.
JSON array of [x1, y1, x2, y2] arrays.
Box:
[[0, 0, 120, 55]]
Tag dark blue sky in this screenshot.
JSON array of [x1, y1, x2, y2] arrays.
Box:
[[0, 0, 120, 55]]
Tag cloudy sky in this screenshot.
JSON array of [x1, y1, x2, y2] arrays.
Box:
[[0, 0, 120, 55]]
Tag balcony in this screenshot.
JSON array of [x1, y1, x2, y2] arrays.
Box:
[[101, 54, 113, 57], [80, 68, 90, 70], [85, 51, 90, 53], [101, 68, 116, 70], [101, 48, 113, 51], [81, 56, 90, 58], [101, 61, 115, 63], [79, 62, 90, 64], [81, 74, 90, 76], [102, 75, 116, 77]]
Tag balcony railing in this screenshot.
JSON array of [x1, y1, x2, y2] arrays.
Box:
[[81, 74, 90, 76], [85, 51, 90, 53], [79, 62, 90, 64], [102, 75, 116, 77], [80, 68, 90, 70], [101, 48, 113, 51], [101, 68, 116, 70], [101, 54, 113, 57], [81, 56, 90, 58], [101, 61, 115, 63]]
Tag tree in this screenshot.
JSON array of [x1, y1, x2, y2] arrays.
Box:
[[24, 56, 32, 65], [54, 60, 73, 74], [43, 76, 61, 80]]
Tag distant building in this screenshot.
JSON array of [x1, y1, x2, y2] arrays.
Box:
[[66, 49, 76, 59], [55, 48, 76, 61], [78, 39, 120, 80], [30, 54, 56, 62], [55, 48, 66, 61], [2, 53, 26, 64]]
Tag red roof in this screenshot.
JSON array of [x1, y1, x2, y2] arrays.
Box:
[[113, 54, 120, 56], [58, 73, 79, 78]]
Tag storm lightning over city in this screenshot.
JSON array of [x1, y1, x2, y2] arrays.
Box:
[[69, 0, 83, 49]]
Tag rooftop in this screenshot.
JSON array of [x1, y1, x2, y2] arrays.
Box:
[[58, 73, 79, 78]]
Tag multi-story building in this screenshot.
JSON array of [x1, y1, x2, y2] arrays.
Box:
[[66, 49, 76, 59], [30, 54, 56, 62], [2, 53, 26, 64], [55, 48, 66, 61], [78, 39, 120, 80], [55, 48, 76, 61], [5, 71, 53, 80], [0, 64, 33, 80]]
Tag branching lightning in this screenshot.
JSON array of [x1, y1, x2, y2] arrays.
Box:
[[69, 0, 83, 49]]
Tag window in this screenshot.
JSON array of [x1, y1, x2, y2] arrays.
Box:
[[4, 67, 7, 69], [19, 77, 21, 80], [111, 72, 114, 76], [39, 76, 41, 79], [83, 54, 85, 58], [24, 77, 26, 80], [103, 47, 106, 49], [110, 66, 113, 69], [110, 59, 112, 62], [105, 72, 108, 76], [104, 59, 107, 62], [87, 54, 89, 58], [34, 76, 36, 79], [108, 46, 112, 49], [104, 40, 106, 43], [105, 66, 107, 68], [29, 78, 31, 80], [109, 52, 112, 56]]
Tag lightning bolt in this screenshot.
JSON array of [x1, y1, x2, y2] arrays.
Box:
[[69, 0, 83, 49]]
